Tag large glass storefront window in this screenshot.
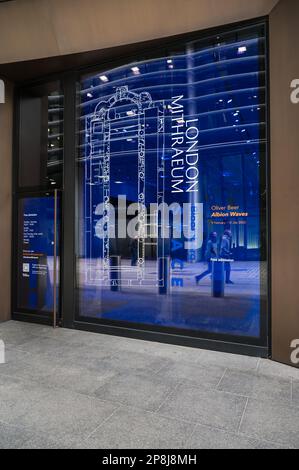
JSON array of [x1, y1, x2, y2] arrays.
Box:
[[76, 23, 268, 343]]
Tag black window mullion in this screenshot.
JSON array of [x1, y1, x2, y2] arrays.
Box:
[[61, 73, 76, 328]]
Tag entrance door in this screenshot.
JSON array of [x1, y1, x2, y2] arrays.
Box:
[[14, 191, 61, 325]]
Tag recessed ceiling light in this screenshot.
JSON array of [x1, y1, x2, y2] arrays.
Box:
[[131, 66, 140, 75], [99, 75, 109, 82], [238, 46, 247, 54]]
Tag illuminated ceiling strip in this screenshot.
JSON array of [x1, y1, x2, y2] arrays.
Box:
[[80, 55, 265, 96], [81, 36, 263, 83]]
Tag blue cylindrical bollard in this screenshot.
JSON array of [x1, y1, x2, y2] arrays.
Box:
[[212, 260, 225, 298]]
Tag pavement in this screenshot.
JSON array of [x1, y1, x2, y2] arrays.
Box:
[[0, 320, 298, 449]]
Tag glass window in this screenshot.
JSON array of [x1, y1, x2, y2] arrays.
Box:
[[18, 81, 64, 189], [75, 23, 267, 343]]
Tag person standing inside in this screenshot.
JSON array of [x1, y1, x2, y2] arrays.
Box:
[[195, 232, 218, 285], [220, 229, 234, 284]]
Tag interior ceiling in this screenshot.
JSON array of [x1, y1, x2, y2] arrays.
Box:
[[0, 0, 279, 82]]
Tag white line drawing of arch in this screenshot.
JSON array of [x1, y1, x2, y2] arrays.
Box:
[[85, 85, 165, 287]]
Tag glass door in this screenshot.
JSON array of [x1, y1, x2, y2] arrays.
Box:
[[15, 191, 61, 324]]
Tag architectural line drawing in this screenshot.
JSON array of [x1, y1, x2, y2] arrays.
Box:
[[85, 86, 166, 287]]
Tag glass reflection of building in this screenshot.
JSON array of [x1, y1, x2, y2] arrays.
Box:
[[75, 23, 267, 340], [47, 90, 64, 188]]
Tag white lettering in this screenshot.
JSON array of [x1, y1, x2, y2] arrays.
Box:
[[290, 79, 299, 104]]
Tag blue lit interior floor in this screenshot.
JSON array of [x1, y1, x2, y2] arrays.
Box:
[[77, 260, 266, 338]]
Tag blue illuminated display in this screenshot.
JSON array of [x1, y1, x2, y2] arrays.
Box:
[[76, 24, 267, 340], [17, 196, 60, 313]]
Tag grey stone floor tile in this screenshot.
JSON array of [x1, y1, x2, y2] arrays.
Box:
[[14, 336, 70, 355], [217, 369, 292, 402], [46, 343, 116, 371], [0, 358, 58, 383], [0, 346, 62, 383], [1, 346, 33, 364], [69, 332, 139, 350], [0, 329, 39, 347], [85, 406, 196, 449], [16, 388, 118, 439], [186, 423, 289, 449], [240, 398, 299, 447], [0, 321, 36, 333], [102, 350, 169, 374], [94, 371, 179, 412], [13, 342, 115, 377], [0, 421, 35, 449], [38, 364, 118, 396], [156, 361, 225, 389], [20, 431, 90, 449], [0, 373, 23, 391], [0, 376, 51, 426], [0, 320, 16, 330], [115, 339, 203, 364], [16, 346, 74, 370], [157, 383, 247, 432], [258, 359, 299, 380], [198, 350, 259, 371], [36, 327, 123, 351], [33, 326, 87, 341]]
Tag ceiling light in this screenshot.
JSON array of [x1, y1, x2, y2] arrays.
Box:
[[131, 66, 140, 75], [99, 75, 109, 82], [238, 46, 247, 54]]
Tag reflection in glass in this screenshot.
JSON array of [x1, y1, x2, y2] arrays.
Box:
[[76, 24, 267, 342], [18, 82, 64, 189]]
